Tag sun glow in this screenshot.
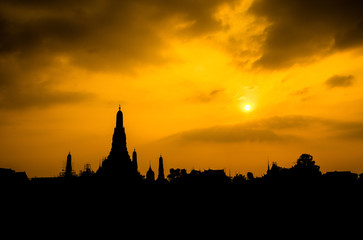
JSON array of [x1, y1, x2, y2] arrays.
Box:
[[243, 104, 252, 112]]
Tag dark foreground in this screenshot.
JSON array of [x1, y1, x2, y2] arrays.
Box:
[[2, 180, 362, 238]]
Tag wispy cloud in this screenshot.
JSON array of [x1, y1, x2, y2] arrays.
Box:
[[160, 115, 363, 143], [325, 74, 355, 88], [188, 89, 225, 103]]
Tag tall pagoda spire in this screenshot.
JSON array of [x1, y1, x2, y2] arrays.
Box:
[[109, 105, 128, 158], [96, 106, 142, 182], [116, 104, 123, 128], [97, 106, 133, 179]]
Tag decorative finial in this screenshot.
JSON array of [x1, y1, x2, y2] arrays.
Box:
[[119, 104, 121, 111]]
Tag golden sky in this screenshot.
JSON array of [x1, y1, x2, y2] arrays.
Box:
[[1, 0, 363, 177]]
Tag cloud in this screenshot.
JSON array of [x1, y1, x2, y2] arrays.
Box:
[[0, 0, 238, 109], [290, 87, 310, 102], [0, 0, 237, 71], [160, 115, 363, 144], [0, 88, 93, 110], [325, 75, 355, 88], [323, 119, 363, 140], [162, 116, 310, 143], [166, 125, 284, 143], [0, 77, 94, 109], [248, 0, 363, 69], [0, 51, 95, 109], [188, 89, 225, 103]]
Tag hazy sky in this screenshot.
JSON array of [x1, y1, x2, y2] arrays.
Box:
[[1, 0, 363, 177]]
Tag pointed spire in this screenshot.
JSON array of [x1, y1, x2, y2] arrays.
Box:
[[132, 148, 138, 171], [65, 152, 73, 178], [115, 104, 124, 128], [158, 154, 165, 181]]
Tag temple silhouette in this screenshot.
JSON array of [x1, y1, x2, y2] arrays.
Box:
[[95, 105, 142, 182]]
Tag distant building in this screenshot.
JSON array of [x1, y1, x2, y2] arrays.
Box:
[[80, 163, 94, 177], [177, 169, 229, 184], [0, 168, 28, 184], [324, 171, 358, 184]]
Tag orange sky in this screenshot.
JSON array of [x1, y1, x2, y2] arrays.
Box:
[[1, 0, 363, 177]]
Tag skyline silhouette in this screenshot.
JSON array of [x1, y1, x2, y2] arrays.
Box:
[[1, 107, 363, 188]]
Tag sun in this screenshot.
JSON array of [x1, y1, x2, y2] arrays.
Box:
[[243, 104, 252, 111]]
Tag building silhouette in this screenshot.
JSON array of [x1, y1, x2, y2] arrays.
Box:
[[146, 164, 155, 183], [65, 152, 73, 178], [96, 106, 140, 182], [0, 168, 28, 185], [80, 163, 94, 177], [157, 155, 165, 182], [60, 152, 75, 178]]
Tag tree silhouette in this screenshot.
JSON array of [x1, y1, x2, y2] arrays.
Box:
[[167, 168, 187, 184], [292, 154, 321, 178], [247, 172, 254, 181], [232, 174, 246, 184]]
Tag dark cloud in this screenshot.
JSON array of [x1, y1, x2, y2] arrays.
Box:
[[325, 75, 355, 88], [0, 52, 94, 109], [0, 0, 237, 70], [248, 0, 363, 69], [0, 0, 237, 109], [0, 89, 93, 110], [0, 76, 94, 110], [161, 115, 363, 143]]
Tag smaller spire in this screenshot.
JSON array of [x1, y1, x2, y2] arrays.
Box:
[[119, 104, 121, 111], [146, 163, 155, 182], [158, 154, 165, 181]]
